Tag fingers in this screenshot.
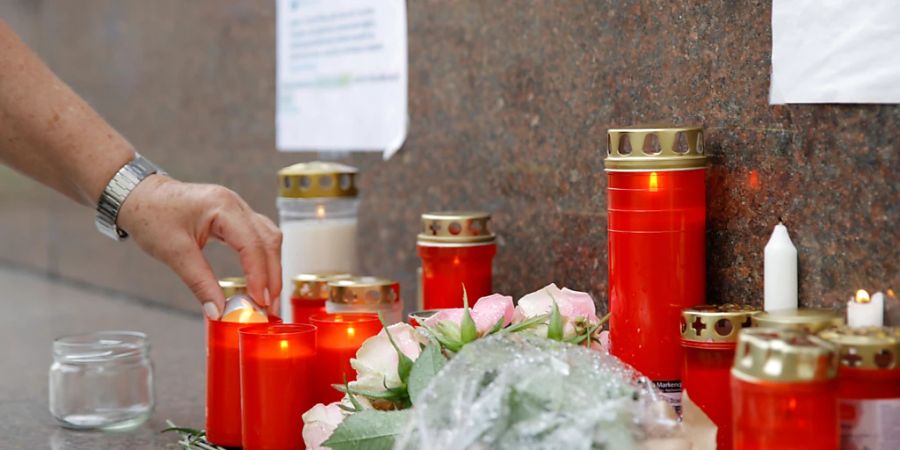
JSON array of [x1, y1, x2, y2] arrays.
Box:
[[166, 242, 225, 319]]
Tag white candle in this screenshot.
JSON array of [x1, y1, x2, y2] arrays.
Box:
[[847, 290, 884, 328], [280, 217, 358, 321], [764, 222, 798, 311]]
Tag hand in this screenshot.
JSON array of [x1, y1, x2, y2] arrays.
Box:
[[117, 175, 282, 319]]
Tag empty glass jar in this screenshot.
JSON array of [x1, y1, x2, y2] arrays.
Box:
[[49, 331, 154, 430]]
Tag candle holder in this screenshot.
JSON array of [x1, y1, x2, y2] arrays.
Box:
[[278, 162, 359, 322], [752, 308, 844, 334], [605, 125, 707, 412], [417, 211, 497, 310], [239, 324, 316, 450], [327, 276, 402, 324], [731, 328, 840, 450], [407, 309, 442, 326], [309, 313, 382, 403], [291, 272, 352, 324], [680, 304, 759, 450], [219, 276, 249, 298], [819, 326, 899, 448]]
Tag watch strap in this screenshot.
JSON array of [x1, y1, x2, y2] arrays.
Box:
[[95, 154, 164, 241]]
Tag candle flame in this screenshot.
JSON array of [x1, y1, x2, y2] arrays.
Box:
[[316, 205, 326, 218], [854, 289, 871, 304], [280, 339, 289, 351], [648, 172, 659, 192], [347, 326, 356, 337], [453, 256, 460, 266], [888, 289, 896, 300]]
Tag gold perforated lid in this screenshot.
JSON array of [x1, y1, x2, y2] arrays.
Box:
[[732, 328, 839, 383], [818, 326, 900, 370], [292, 272, 352, 301], [605, 124, 706, 171], [681, 304, 761, 343], [753, 308, 844, 334], [417, 211, 496, 245], [218, 277, 248, 299], [278, 162, 358, 198], [328, 276, 400, 307]]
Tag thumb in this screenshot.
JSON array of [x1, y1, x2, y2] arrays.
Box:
[[167, 245, 225, 319]]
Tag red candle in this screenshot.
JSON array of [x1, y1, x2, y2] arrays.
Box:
[[310, 313, 382, 404], [606, 126, 707, 412], [417, 212, 496, 310], [206, 281, 280, 447], [239, 324, 316, 450], [731, 328, 840, 450], [819, 326, 900, 449], [680, 305, 759, 450], [290, 273, 351, 324]]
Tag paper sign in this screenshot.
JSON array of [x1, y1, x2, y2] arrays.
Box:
[[276, 0, 408, 158], [770, 0, 900, 104]]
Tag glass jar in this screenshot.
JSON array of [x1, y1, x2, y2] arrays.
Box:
[[605, 125, 707, 413], [310, 313, 382, 404], [680, 304, 759, 450], [49, 331, 154, 430], [290, 272, 352, 324], [278, 162, 360, 322], [417, 211, 497, 310], [819, 326, 900, 450], [327, 276, 402, 324], [752, 308, 844, 333], [731, 328, 840, 450]]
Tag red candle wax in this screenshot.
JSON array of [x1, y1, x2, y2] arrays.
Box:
[[290, 273, 350, 324], [310, 313, 382, 404], [206, 315, 281, 447], [239, 324, 316, 450], [292, 298, 327, 324]]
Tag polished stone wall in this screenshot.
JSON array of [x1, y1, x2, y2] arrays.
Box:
[[0, 1, 896, 319]]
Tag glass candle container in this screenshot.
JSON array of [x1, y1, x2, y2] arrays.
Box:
[[291, 272, 352, 324], [327, 276, 402, 324], [206, 280, 281, 447], [309, 313, 382, 404], [49, 331, 154, 430], [819, 326, 900, 450], [408, 309, 442, 326], [417, 211, 497, 310], [680, 304, 759, 450], [278, 162, 359, 322], [752, 308, 844, 334], [731, 328, 840, 450], [239, 324, 316, 450], [605, 125, 707, 412]]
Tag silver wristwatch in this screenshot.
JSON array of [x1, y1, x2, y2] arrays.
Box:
[[95, 154, 165, 241]]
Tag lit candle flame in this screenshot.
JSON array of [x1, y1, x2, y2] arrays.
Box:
[[280, 339, 289, 351], [648, 172, 659, 192], [854, 289, 871, 304], [316, 205, 326, 219], [347, 326, 356, 337]]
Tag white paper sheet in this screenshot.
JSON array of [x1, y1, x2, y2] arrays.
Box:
[[276, 0, 408, 158], [770, 0, 900, 104]]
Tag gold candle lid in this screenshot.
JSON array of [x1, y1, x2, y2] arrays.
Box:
[[417, 211, 496, 245], [753, 308, 844, 334], [278, 161, 358, 198], [328, 276, 400, 307], [292, 272, 352, 301], [218, 277, 248, 299], [681, 304, 761, 343], [605, 124, 707, 171], [818, 326, 900, 370], [732, 328, 839, 383]]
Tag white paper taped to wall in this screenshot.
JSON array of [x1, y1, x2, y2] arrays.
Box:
[[770, 0, 900, 104], [276, 0, 408, 159]]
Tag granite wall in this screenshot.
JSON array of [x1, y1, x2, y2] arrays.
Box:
[[0, 1, 896, 318]]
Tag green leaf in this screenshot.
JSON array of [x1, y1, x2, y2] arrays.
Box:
[[322, 410, 410, 450], [434, 321, 464, 352], [408, 343, 448, 404], [419, 321, 463, 352], [546, 289, 564, 341], [343, 375, 364, 412], [486, 314, 506, 335], [332, 383, 409, 402], [377, 315, 415, 383], [500, 314, 550, 334], [460, 285, 478, 344]]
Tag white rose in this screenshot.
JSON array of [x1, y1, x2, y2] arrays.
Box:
[[301, 402, 345, 450], [349, 323, 426, 393]]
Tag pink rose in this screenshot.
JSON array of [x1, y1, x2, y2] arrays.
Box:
[[301, 402, 345, 450], [513, 284, 600, 338], [424, 294, 515, 334]]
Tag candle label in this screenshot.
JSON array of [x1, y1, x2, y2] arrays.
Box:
[[840, 398, 900, 450], [654, 379, 682, 415]]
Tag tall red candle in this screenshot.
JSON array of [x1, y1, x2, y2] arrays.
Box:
[[819, 326, 900, 449], [290, 273, 351, 324], [239, 324, 316, 450], [417, 212, 496, 310], [310, 313, 382, 404], [680, 304, 759, 450], [605, 125, 707, 412], [731, 328, 840, 450]]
